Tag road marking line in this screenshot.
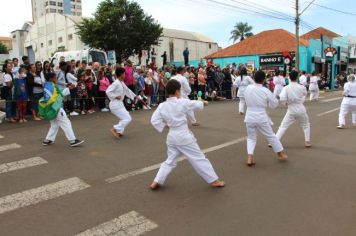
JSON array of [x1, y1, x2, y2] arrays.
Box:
[[321, 97, 342, 103], [106, 137, 247, 184], [75, 211, 158, 236], [0, 157, 48, 174], [0, 143, 21, 152], [0, 177, 90, 214], [317, 108, 340, 117]]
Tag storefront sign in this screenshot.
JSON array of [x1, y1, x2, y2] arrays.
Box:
[[324, 47, 337, 57], [259, 55, 283, 65]]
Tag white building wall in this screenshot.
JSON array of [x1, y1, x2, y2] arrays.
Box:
[[25, 14, 85, 61]]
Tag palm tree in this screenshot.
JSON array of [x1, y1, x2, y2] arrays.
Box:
[[230, 22, 254, 43]]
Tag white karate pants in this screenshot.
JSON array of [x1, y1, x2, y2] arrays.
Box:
[[45, 108, 76, 142], [246, 122, 283, 155], [154, 142, 219, 185], [276, 112, 311, 142], [238, 97, 245, 113], [338, 104, 356, 126], [274, 86, 283, 98], [111, 107, 132, 134], [309, 90, 319, 101]]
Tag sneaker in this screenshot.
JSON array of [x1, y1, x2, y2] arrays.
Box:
[[70, 139, 85, 147], [42, 140, 54, 146], [81, 111, 86, 115], [101, 108, 110, 112], [70, 111, 79, 116], [143, 106, 149, 110], [88, 109, 95, 114]]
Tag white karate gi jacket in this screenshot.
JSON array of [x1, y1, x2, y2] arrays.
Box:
[[106, 79, 136, 110], [273, 75, 286, 96], [342, 81, 356, 106], [309, 76, 319, 92], [171, 74, 191, 99], [299, 75, 307, 86], [233, 75, 254, 98], [244, 84, 279, 123], [151, 97, 204, 145], [279, 82, 307, 114]]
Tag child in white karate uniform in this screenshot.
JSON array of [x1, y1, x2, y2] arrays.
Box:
[[273, 71, 286, 99], [171, 66, 200, 126], [309, 71, 320, 101], [106, 68, 137, 139], [233, 67, 254, 115], [150, 79, 225, 190], [41, 72, 84, 147], [244, 70, 288, 166], [337, 74, 356, 129], [275, 70, 311, 148]]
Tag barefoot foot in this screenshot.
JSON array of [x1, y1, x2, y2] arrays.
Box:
[[211, 180, 225, 188], [150, 182, 160, 190]]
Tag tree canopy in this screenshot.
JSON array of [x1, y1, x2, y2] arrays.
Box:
[[76, 0, 163, 62], [230, 22, 254, 43], [0, 42, 8, 54]]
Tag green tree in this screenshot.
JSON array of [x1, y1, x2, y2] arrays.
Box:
[[76, 0, 163, 63], [0, 42, 8, 54], [230, 22, 253, 43]]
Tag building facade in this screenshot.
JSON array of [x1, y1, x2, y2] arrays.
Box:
[[32, 0, 82, 22], [9, 22, 32, 61], [132, 28, 219, 68], [24, 13, 85, 62]]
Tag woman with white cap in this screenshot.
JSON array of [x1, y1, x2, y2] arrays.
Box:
[[337, 74, 356, 129]]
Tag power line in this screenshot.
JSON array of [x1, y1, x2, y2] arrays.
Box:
[[309, 2, 356, 16], [202, 0, 295, 23]]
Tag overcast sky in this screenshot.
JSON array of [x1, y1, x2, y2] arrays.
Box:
[[1, 0, 355, 47]]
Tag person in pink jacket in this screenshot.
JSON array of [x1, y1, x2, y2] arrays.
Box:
[[98, 67, 111, 112]]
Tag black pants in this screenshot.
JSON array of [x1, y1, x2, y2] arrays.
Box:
[[97, 91, 106, 110], [87, 89, 95, 110]]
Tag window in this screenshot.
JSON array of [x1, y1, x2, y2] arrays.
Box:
[[58, 2, 62, 7], [58, 10, 63, 14], [72, 5, 76, 9], [77, 0, 81, 2], [77, 12, 81, 16], [68, 34, 73, 40], [48, 40, 52, 46], [50, 8, 56, 13], [58, 37, 63, 43], [41, 43, 44, 48], [49, 1, 56, 6], [209, 43, 212, 49], [45, 1, 48, 6]]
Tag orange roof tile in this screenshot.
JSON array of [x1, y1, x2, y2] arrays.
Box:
[[301, 27, 340, 40], [207, 29, 309, 59]]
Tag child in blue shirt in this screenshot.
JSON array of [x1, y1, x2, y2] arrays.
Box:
[[13, 68, 29, 123]]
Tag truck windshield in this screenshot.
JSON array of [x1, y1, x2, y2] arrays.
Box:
[[89, 51, 107, 65]]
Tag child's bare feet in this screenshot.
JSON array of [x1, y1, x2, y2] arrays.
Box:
[[305, 141, 312, 148], [246, 155, 256, 166], [150, 181, 160, 190], [239, 112, 244, 115], [277, 152, 288, 161], [110, 128, 120, 139], [211, 180, 225, 188]]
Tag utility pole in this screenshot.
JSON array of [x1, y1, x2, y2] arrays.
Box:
[[295, 0, 300, 71]]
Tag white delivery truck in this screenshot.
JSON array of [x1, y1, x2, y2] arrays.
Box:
[[51, 49, 108, 68]]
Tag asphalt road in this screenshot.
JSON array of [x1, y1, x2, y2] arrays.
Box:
[[0, 90, 355, 236]]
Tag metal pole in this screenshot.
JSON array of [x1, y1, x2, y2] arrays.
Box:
[[295, 0, 300, 71]]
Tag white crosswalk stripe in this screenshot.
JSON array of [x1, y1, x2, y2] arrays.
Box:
[[0, 143, 21, 152], [0, 135, 4, 139], [321, 97, 342, 103], [75, 211, 158, 236], [0, 177, 90, 214], [0, 157, 48, 174]]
